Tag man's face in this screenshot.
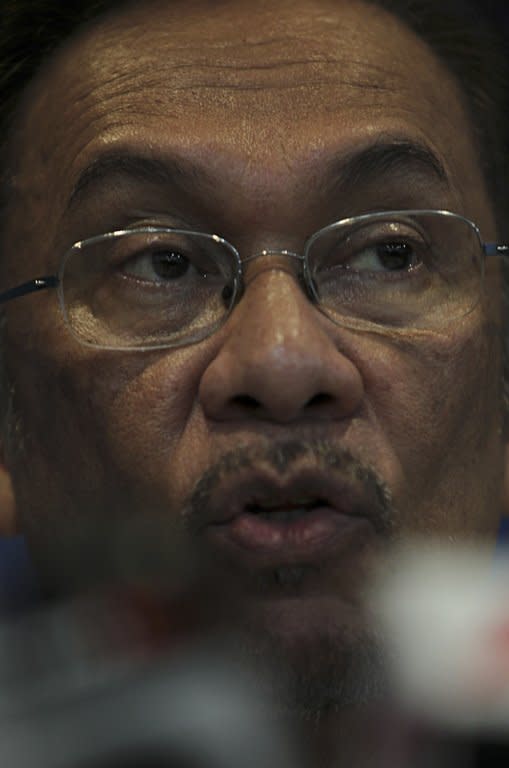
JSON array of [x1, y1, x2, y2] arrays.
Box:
[[1, 0, 506, 705]]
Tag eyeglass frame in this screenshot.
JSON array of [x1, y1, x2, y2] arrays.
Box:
[[1, 208, 508, 350]]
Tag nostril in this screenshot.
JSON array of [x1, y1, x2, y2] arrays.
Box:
[[233, 394, 261, 409], [307, 392, 333, 407]]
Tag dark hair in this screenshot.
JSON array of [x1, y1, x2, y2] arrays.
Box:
[[0, 0, 508, 400], [0, 0, 127, 205]]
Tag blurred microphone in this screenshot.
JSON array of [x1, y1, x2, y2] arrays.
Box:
[[372, 540, 509, 768], [0, 615, 299, 767], [0, 515, 302, 768]]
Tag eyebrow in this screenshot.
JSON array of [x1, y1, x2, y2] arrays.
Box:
[[67, 137, 449, 213], [67, 151, 216, 212], [323, 138, 449, 197]]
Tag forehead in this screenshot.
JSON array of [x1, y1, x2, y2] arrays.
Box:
[[10, 0, 493, 241]]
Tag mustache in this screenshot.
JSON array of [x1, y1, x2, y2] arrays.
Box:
[[183, 438, 395, 536]]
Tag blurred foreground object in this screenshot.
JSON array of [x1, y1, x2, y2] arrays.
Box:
[[0, 536, 39, 611], [0, 515, 302, 768], [0, 592, 301, 768], [373, 541, 509, 767]]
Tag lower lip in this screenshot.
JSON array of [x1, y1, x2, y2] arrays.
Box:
[[209, 507, 371, 559]]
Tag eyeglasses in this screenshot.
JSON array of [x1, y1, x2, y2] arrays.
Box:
[[1, 209, 508, 350]]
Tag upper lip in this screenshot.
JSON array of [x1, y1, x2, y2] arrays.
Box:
[[186, 466, 386, 533]]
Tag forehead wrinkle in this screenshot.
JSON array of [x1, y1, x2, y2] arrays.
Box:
[[23, 33, 463, 173], [85, 2, 432, 78], [37, 0, 446, 126], [76, 16, 412, 96], [50, 0, 442, 91], [76, 59, 402, 103]]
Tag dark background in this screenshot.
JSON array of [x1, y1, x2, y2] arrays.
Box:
[[483, 0, 509, 21]]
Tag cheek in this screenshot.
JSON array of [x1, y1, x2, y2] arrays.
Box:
[[79, 344, 220, 503], [106, 352, 199, 458], [6, 327, 208, 519], [360, 318, 503, 533]]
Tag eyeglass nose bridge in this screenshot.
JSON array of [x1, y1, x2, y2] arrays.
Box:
[[242, 248, 304, 264], [236, 248, 316, 302]]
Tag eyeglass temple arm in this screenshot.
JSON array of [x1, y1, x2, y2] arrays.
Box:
[[0, 276, 59, 305], [485, 244, 509, 259]]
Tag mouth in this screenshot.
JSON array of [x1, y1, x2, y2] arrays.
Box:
[[194, 469, 387, 569], [180, 443, 393, 647], [245, 499, 326, 521], [221, 498, 370, 558]]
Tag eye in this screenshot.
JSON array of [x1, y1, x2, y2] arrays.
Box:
[[124, 248, 192, 281], [349, 240, 420, 272]]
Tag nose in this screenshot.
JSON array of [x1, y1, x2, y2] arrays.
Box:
[[199, 267, 364, 423]]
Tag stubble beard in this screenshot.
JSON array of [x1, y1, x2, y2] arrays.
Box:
[[234, 616, 388, 724], [183, 438, 394, 721]]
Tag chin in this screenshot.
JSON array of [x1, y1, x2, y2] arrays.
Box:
[[231, 591, 386, 717]]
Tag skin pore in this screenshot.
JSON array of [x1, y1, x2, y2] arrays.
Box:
[[0, 0, 507, 763]]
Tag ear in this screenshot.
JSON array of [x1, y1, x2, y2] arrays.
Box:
[[0, 443, 16, 536]]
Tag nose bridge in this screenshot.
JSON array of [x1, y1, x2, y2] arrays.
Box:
[[233, 243, 322, 341], [240, 263, 312, 334], [242, 248, 303, 265], [238, 248, 310, 300]]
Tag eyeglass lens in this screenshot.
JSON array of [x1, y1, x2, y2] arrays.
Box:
[[61, 230, 237, 349], [308, 211, 482, 331]]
